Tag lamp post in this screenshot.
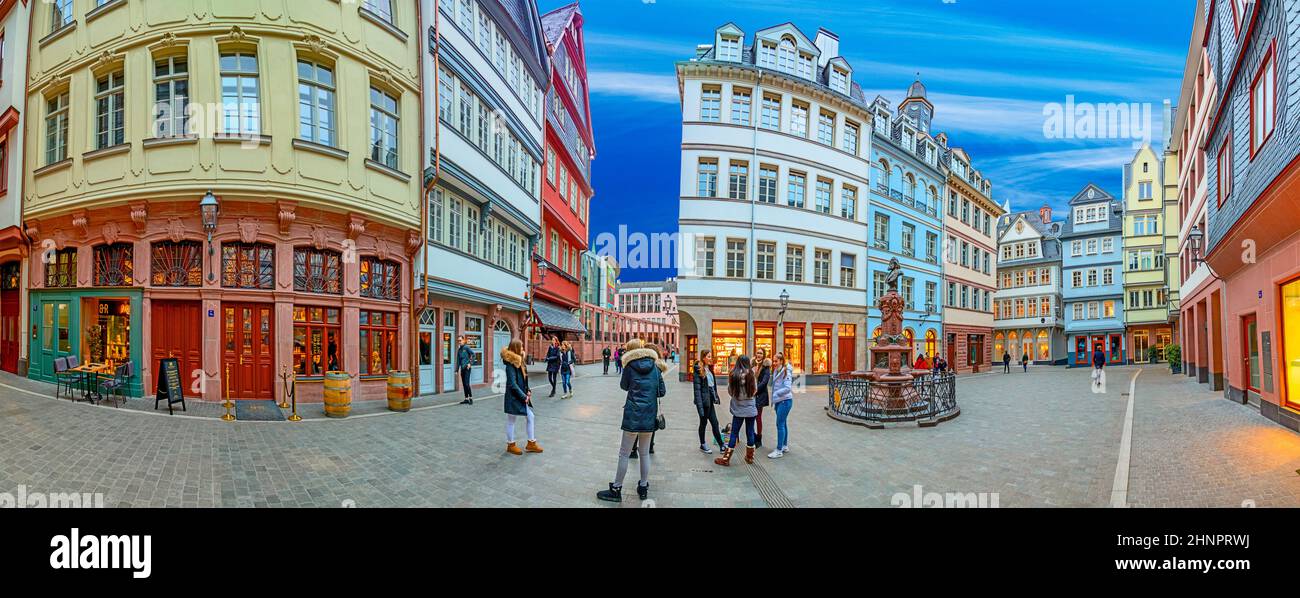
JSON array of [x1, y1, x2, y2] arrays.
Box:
[[1188, 224, 1204, 263], [199, 190, 220, 282], [777, 288, 790, 357], [526, 261, 548, 364]]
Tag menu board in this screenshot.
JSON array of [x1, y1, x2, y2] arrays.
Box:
[[157, 358, 185, 405]]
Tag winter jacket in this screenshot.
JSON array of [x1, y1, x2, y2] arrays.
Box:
[[560, 349, 576, 373], [501, 348, 531, 416], [1002, 353, 1011, 365], [1092, 349, 1106, 369], [692, 362, 721, 417], [545, 345, 561, 373], [754, 360, 772, 408], [456, 344, 474, 370], [771, 364, 794, 404], [619, 347, 667, 432], [728, 368, 758, 418], [602, 348, 611, 362]]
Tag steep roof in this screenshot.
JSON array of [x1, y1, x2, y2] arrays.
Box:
[[540, 2, 580, 45], [1067, 183, 1117, 206]]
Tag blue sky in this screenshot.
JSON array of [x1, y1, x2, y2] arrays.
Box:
[[542, 0, 1196, 282]]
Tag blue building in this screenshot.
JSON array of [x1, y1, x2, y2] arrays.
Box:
[[1060, 184, 1126, 366], [865, 82, 946, 364]]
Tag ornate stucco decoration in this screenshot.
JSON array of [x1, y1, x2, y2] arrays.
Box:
[[130, 203, 148, 233], [277, 201, 297, 234], [166, 218, 187, 243], [238, 218, 259, 244], [374, 238, 391, 262], [101, 222, 122, 246], [310, 226, 329, 250], [347, 214, 366, 241], [405, 230, 421, 257], [71, 211, 89, 239]]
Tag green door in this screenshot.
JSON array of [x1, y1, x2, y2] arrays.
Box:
[[35, 300, 74, 381]]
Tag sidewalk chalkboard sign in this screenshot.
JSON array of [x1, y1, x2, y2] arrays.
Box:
[[155, 358, 186, 415]]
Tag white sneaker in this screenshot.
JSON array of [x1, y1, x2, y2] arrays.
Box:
[[780, 446, 790, 453], [767, 449, 784, 459], [699, 444, 713, 454]]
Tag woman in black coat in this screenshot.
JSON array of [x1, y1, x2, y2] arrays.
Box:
[[544, 336, 561, 397], [501, 340, 543, 456], [693, 349, 725, 454], [752, 348, 771, 448], [597, 340, 667, 503]]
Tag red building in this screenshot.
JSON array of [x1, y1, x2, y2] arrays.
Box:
[[529, 2, 595, 358]]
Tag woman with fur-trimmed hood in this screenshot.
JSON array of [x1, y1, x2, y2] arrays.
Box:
[[597, 339, 668, 503], [500, 339, 543, 456]]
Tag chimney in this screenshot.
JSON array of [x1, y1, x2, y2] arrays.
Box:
[[1039, 205, 1052, 224], [814, 28, 839, 68]]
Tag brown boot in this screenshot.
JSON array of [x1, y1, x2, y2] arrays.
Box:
[[506, 442, 523, 456], [744, 446, 755, 464], [714, 447, 734, 467], [525, 440, 544, 453]]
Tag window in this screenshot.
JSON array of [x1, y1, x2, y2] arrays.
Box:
[[222, 243, 274, 289], [293, 306, 341, 377], [359, 310, 398, 375], [840, 254, 856, 288], [718, 35, 741, 62], [1218, 140, 1233, 206], [786, 246, 804, 282], [873, 213, 889, 248], [758, 166, 777, 204], [760, 93, 781, 130], [1250, 42, 1276, 155], [151, 241, 203, 287], [841, 186, 857, 219], [1102, 237, 1114, 252], [725, 239, 746, 278], [1071, 271, 1082, 288], [830, 67, 848, 93], [51, 0, 73, 32], [297, 60, 336, 146], [1138, 181, 1153, 200], [1103, 268, 1113, 285], [1086, 238, 1098, 254], [154, 56, 190, 138], [360, 258, 400, 301], [697, 160, 718, 197], [45, 93, 70, 165], [94, 71, 126, 149], [756, 241, 775, 280], [817, 110, 835, 145], [694, 237, 715, 276], [369, 87, 400, 169], [293, 248, 342, 294], [926, 232, 938, 262], [46, 248, 77, 288], [731, 88, 751, 126], [699, 85, 721, 122], [220, 52, 261, 135], [363, 0, 395, 23], [814, 249, 830, 285], [814, 179, 832, 214], [787, 172, 806, 208], [789, 101, 808, 137], [728, 161, 749, 200], [874, 273, 888, 302], [1087, 269, 1098, 286]]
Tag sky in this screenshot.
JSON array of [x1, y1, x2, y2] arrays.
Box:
[[540, 0, 1197, 282]]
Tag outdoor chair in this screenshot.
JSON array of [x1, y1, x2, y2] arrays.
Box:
[[53, 357, 85, 401], [98, 363, 130, 408]]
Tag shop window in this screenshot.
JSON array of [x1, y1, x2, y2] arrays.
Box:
[[753, 323, 775, 361], [222, 243, 274, 289], [93, 243, 134, 287], [293, 306, 341, 376], [784, 325, 805, 374], [360, 257, 400, 301], [0, 261, 19, 290], [46, 248, 77, 288], [1282, 279, 1300, 409], [359, 310, 398, 376], [150, 241, 203, 287], [710, 320, 746, 374], [293, 247, 342, 294], [812, 326, 831, 374]]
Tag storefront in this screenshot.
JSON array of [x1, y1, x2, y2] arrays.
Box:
[[711, 320, 746, 373], [1281, 278, 1300, 412], [1071, 332, 1125, 366], [0, 260, 21, 374], [29, 288, 143, 397]]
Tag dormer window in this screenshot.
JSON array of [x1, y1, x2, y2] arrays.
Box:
[[718, 35, 741, 62], [758, 41, 777, 69], [830, 68, 848, 94], [777, 39, 796, 73], [797, 52, 814, 79]]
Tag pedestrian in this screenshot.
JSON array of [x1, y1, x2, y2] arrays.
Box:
[[614, 346, 624, 375], [1021, 352, 1030, 372], [714, 354, 758, 467], [560, 341, 577, 399], [1091, 345, 1106, 391], [693, 349, 725, 454], [913, 352, 930, 371], [629, 342, 665, 458], [752, 348, 771, 448], [545, 336, 561, 397], [602, 346, 612, 375], [934, 356, 947, 376], [500, 339, 542, 456], [456, 335, 474, 405], [768, 352, 794, 459], [1002, 351, 1011, 374], [596, 339, 667, 503]]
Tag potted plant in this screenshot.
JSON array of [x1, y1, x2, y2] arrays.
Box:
[[1165, 344, 1182, 375], [1146, 346, 1160, 364]]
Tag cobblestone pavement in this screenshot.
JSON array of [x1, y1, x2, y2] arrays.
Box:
[[0, 363, 1296, 507]]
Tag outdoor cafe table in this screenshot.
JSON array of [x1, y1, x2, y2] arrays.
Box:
[[68, 363, 113, 403]]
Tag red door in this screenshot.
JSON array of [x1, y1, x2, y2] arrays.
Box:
[[151, 300, 202, 397], [837, 325, 856, 373], [0, 288, 18, 374], [222, 302, 275, 400]]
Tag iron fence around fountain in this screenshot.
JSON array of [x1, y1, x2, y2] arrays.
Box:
[[826, 372, 959, 427]]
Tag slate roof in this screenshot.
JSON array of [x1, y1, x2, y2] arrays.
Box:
[[540, 2, 579, 45], [997, 212, 1064, 267]]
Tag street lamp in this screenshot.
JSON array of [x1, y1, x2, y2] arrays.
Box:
[[526, 261, 548, 364], [1188, 224, 1204, 263], [200, 190, 220, 282]]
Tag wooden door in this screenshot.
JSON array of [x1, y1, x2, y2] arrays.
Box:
[[222, 302, 274, 400], [837, 329, 856, 373], [151, 300, 202, 397], [0, 288, 18, 374]]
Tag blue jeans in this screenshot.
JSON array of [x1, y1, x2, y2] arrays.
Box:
[[561, 370, 572, 393], [774, 400, 792, 449], [727, 416, 756, 449]]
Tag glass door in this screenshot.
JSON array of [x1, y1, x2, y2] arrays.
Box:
[[37, 301, 72, 381], [441, 310, 456, 392], [418, 327, 434, 395], [1133, 331, 1150, 363], [1243, 314, 1260, 394]]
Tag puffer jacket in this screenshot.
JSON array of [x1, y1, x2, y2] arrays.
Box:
[[619, 347, 667, 432], [501, 348, 530, 416], [771, 364, 794, 404], [692, 362, 721, 417], [728, 368, 758, 418], [754, 359, 772, 408]]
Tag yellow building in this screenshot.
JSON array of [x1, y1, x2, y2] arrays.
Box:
[[1121, 144, 1178, 363], [23, 0, 422, 403]]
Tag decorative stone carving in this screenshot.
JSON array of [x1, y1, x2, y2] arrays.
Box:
[[71, 211, 89, 239], [238, 218, 259, 244], [166, 218, 186, 243], [157, 32, 178, 47], [101, 221, 122, 246], [406, 229, 421, 256], [310, 226, 329, 250], [277, 201, 297, 234], [95, 50, 120, 69], [347, 214, 366, 240], [130, 203, 148, 233], [374, 238, 391, 262], [227, 26, 247, 42], [303, 33, 328, 55]]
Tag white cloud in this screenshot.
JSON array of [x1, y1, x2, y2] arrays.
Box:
[[589, 70, 680, 103]]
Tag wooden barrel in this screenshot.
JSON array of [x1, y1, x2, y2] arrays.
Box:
[[323, 371, 352, 418], [386, 371, 412, 412]]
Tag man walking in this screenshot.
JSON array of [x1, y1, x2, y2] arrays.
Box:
[[456, 335, 474, 405], [602, 346, 612, 375], [1021, 352, 1030, 372], [1002, 350, 1012, 374], [1091, 345, 1107, 393]]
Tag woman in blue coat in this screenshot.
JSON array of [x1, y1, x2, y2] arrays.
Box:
[[597, 339, 667, 503], [501, 340, 543, 456]]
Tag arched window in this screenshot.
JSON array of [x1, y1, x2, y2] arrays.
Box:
[[151, 241, 203, 287], [994, 332, 1005, 358], [46, 248, 78, 288], [293, 247, 342, 294], [1037, 330, 1050, 361], [93, 243, 134, 287], [777, 38, 797, 73], [360, 257, 400, 301], [905, 173, 917, 200], [925, 329, 937, 358]]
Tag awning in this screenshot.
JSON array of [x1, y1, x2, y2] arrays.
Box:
[[530, 300, 587, 334]]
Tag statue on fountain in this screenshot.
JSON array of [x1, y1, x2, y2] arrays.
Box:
[[869, 258, 916, 407]]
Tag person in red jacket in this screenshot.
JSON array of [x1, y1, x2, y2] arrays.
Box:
[[913, 353, 931, 371]]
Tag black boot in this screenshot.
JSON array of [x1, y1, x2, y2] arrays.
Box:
[[755, 433, 763, 448], [637, 482, 649, 501], [597, 483, 623, 503]]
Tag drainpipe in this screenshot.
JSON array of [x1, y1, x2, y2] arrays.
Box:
[[747, 72, 761, 354], [414, 3, 442, 390]]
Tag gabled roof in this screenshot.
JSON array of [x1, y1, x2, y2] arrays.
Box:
[[752, 22, 820, 54], [540, 2, 580, 45], [1067, 183, 1116, 206], [496, 0, 551, 88]]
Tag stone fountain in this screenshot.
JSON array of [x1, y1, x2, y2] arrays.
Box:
[[867, 258, 916, 409]]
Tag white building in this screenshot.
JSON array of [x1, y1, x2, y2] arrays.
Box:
[[0, 0, 28, 375], [993, 206, 1068, 365], [418, 0, 549, 395], [675, 23, 878, 380]]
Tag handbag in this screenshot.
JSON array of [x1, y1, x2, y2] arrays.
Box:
[[654, 367, 667, 430]]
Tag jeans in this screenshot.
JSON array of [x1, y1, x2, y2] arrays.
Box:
[[726, 415, 756, 449], [460, 368, 472, 398], [1003, 362, 1010, 373], [561, 370, 573, 393], [603, 358, 610, 375], [698, 402, 724, 447], [774, 399, 792, 449]]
